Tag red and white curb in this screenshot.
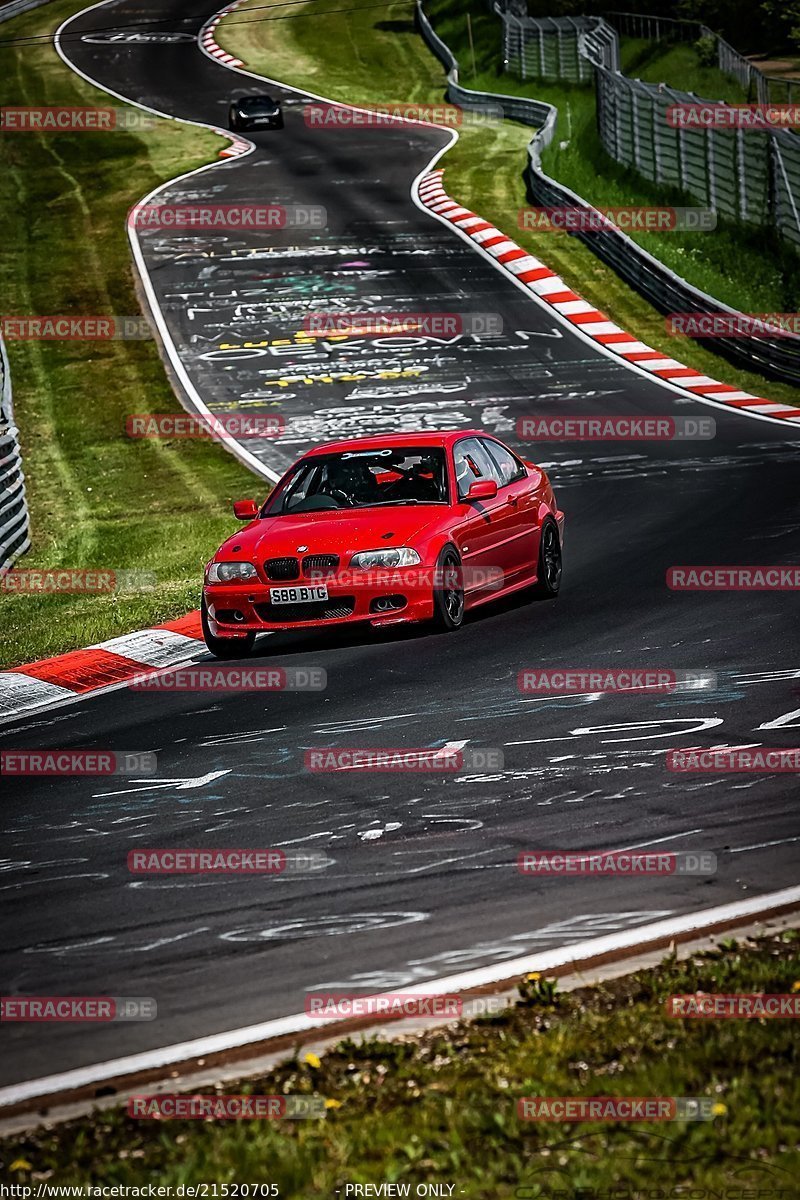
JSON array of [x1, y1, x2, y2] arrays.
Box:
[[198, 3, 252, 156], [418, 170, 800, 426], [0, 613, 205, 723], [201, 5, 244, 68], [217, 132, 251, 159]]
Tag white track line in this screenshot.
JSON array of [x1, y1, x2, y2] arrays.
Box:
[[197, 0, 800, 435], [54, 0, 280, 483], [56, 0, 800, 473], [3, 884, 799, 1111], [31, 0, 800, 1120]]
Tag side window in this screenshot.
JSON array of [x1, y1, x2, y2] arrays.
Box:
[[453, 438, 498, 499], [283, 463, 322, 511], [482, 439, 526, 487]]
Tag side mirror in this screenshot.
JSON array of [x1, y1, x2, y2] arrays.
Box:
[[233, 499, 259, 521], [466, 478, 498, 502]]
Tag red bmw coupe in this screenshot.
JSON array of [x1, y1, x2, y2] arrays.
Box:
[[201, 430, 564, 656]]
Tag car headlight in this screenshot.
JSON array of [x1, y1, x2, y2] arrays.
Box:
[[349, 547, 421, 570], [205, 561, 258, 584]]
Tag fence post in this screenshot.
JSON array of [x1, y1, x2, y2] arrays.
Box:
[[678, 111, 687, 192], [0, 338, 31, 575], [631, 84, 641, 171], [652, 92, 662, 183], [706, 126, 716, 213]]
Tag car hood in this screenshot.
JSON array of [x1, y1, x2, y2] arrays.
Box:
[[218, 507, 445, 562]]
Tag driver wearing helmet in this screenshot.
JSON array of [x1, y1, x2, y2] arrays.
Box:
[[324, 458, 379, 506]]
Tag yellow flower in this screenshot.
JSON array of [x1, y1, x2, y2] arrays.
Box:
[[304, 1052, 321, 1069], [711, 1103, 727, 1117], [10, 1161, 32, 1172], [526, 972, 541, 981], [324, 1098, 342, 1109], [791, 981, 800, 993]]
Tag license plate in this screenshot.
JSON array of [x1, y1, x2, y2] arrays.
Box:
[[270, 585, 328, 605]]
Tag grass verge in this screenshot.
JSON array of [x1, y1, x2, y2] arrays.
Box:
[[619, 37, 750, 103], [3, 930, 798, 1192], [0, 0, 258, 669], [220, 0, 800, 409], [429, 0, 799, 317]]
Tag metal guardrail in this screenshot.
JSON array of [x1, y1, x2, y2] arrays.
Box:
[[498, 7, 800, 254], [0, 0, 56, 22], [593, 69, 800, 253], [0, 0, 45, 571], [0, 339, 31, 575], [415, 2, 554, 130], [1, 2, 53, 590], [606, 11, 800, 106], [501, 14, 617, 82], [416, 0, 800, 386]]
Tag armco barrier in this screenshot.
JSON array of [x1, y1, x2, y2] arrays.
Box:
[[0, 339, 31, 574], [0, 0, 57, 572], [501, 14, 618, 82], [592, 59, 800, 252], [415, 3, 556, 142], [606, 11, 800, 107], [0, 0, 56, 21], [417, 0, 558, 151], [499, 7, 800, 253], [416, 0, 800, 386]]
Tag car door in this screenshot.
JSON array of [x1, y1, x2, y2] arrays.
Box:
[[450, 437, 511, 598], [481, 438, 538, 582]]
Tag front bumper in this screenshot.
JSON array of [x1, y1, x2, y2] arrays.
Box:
[[204, 570, 436, 635], [243, 115, 282, 128]]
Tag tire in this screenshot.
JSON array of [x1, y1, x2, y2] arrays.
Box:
[[201, 596, 256, 658], [532, 518, 562, 598], [229, 112, 240, 131], [431, 546, 465, 632]]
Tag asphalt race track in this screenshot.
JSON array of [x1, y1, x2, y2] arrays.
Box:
[[2, 0, 799, 1089]]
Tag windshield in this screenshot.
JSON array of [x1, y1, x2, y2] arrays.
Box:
[[263, 448, 449, 515], [239, 96, 278, 112]]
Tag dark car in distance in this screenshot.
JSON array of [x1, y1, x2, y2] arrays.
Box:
[[228, 94, 283, 131]]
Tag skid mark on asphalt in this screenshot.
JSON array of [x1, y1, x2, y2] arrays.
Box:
[[309, 911, 672, 990], [219, 911, 428, 943], [23, 928, 211, 958], [537, 443, 800, 487]]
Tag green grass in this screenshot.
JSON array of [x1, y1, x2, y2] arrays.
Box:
[[4, 930, 798, 1192], [620, 37, 750, 103], [428, 0, 800, 317], [0, 0, 260, 668], [219, 0, 800, 410]]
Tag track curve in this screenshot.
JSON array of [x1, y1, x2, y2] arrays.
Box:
[[2, 0, 799, 1090]]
